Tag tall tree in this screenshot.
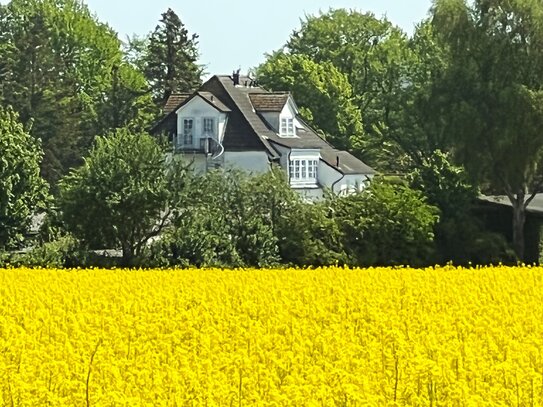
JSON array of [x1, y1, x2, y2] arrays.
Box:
[[257, 53, 363, 151], [258, 9, 412, 170], [430, 0, 543, 260], [0, 106, 49, 249], [0, 0, 155, 186], [59, 129, 187, 265], [144, 8, 202, 106]]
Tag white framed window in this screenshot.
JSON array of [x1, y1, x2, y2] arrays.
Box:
[[289, 158, 318, 184], [203, 117, 215, 135], [182, 118, 193, 145], [280, 117, 295, 136]]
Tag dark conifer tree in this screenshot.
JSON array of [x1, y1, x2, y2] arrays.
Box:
[[144, 8, 202, 107]]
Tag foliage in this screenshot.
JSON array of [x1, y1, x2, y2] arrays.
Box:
[[257, 53, 363, 150], [258, 9, 412, 170], [143, 8, 202, 106], [332, 178, 439, 266], [9, 235, 85, 268], [430, 0, 543, 259], [410, 150, 518, 264], [0, 106, 48, 250], [163, 170, 281, 268], [0, 0, 155, 185], [59, 129, 187, 265]]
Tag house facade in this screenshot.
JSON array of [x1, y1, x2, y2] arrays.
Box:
[[152, 73, 374, 198]]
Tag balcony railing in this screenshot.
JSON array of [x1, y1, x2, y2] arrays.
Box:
[[174, 136, 220, 155]]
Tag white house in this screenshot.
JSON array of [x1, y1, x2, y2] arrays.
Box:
[[152, 73, 374, 198]]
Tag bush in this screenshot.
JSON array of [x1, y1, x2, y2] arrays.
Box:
[[9, 235, 87, 268], [332, 178, 439, 266]]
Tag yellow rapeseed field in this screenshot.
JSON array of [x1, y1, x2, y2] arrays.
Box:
[[1, 266, 543, 406]]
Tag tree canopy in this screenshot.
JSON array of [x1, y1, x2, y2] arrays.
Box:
[[143, 8, 202, 106], [257, 9, 413, 170], [59, 129, 187, 265], [257, 53, 363, 150], [0, 0, 155, 185], [430, 0, 543, 259], [0, 106, 48, 249]]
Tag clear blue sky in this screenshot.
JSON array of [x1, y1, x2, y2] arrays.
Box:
[[1, 0, 433, 74]]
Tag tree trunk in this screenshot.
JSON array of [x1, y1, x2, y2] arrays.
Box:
[[121, 244, 134, 267], [511, 193, 526, 261]]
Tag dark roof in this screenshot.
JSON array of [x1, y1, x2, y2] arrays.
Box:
[[196, 91, 231, 112], [164, 93, 191, 114], [479, 194, 543, 215], [249, 93, 289, 112], [321, 150, 375, 175], [202, 75, 280, 157], [153, 74, 374, 175]]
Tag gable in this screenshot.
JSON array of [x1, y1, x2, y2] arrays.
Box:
[[177, 94, 223, 117]]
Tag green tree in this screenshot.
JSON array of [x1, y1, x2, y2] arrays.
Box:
[[410, 150, 514, 264], [431, 0, 543, 260], [0, 106, 48, 249], [263, 9, 412, 169], [0, 0, 155, 185], [59, 129, 187, 265], [332, 178, 439, 266], [257, 53, 363, 150], [144, 8, 202, 106], [163, 170, 280, 268]]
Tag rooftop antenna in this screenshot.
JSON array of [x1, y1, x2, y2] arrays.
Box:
[[232, 68, 241, 86]]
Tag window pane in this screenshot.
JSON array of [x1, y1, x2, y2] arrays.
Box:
[[183, 119, 193, 144], [301, 160, 307, 178], [204, 118, 214, 134]]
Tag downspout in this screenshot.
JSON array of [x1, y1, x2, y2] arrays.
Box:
[[212, 115, 228, 161], [331, 155, 345, 194], [331, 171, 345, 195], [287, 149, 292, 185]]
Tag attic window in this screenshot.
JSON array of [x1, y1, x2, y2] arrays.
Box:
[[280, 117, 295, 137]]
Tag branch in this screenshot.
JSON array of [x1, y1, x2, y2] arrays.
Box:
[[86, 338, 102, 407]]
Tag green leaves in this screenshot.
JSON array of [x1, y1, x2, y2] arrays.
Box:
[[143, 8, 202, 106], [0, 0, 155, 185], [0, 106, 49, 249], [331, 178, 439, 266], [430, 0, 543, 259], [256, 9, 415, 171], [59, 129, 187, 265], [257, 53, 362, 150]]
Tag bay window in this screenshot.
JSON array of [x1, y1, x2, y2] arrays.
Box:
[[289, 158, 319, 185]]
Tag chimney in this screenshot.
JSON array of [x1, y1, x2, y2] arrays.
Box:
[[232, 69, 240, 86], [336, 155, 340, 167]]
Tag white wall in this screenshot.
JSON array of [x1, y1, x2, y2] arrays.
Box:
[[224, 151, 270, 173], [176, 96, 227, 147], [318, 160, 343, 191], [334, 174, 374, 194], [271, 143, 290, 171]]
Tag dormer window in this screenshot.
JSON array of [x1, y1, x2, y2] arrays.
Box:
[[280, 117, 295, 137]]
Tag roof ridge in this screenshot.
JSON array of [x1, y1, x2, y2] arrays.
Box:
[[216, 77, 280, 159]]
